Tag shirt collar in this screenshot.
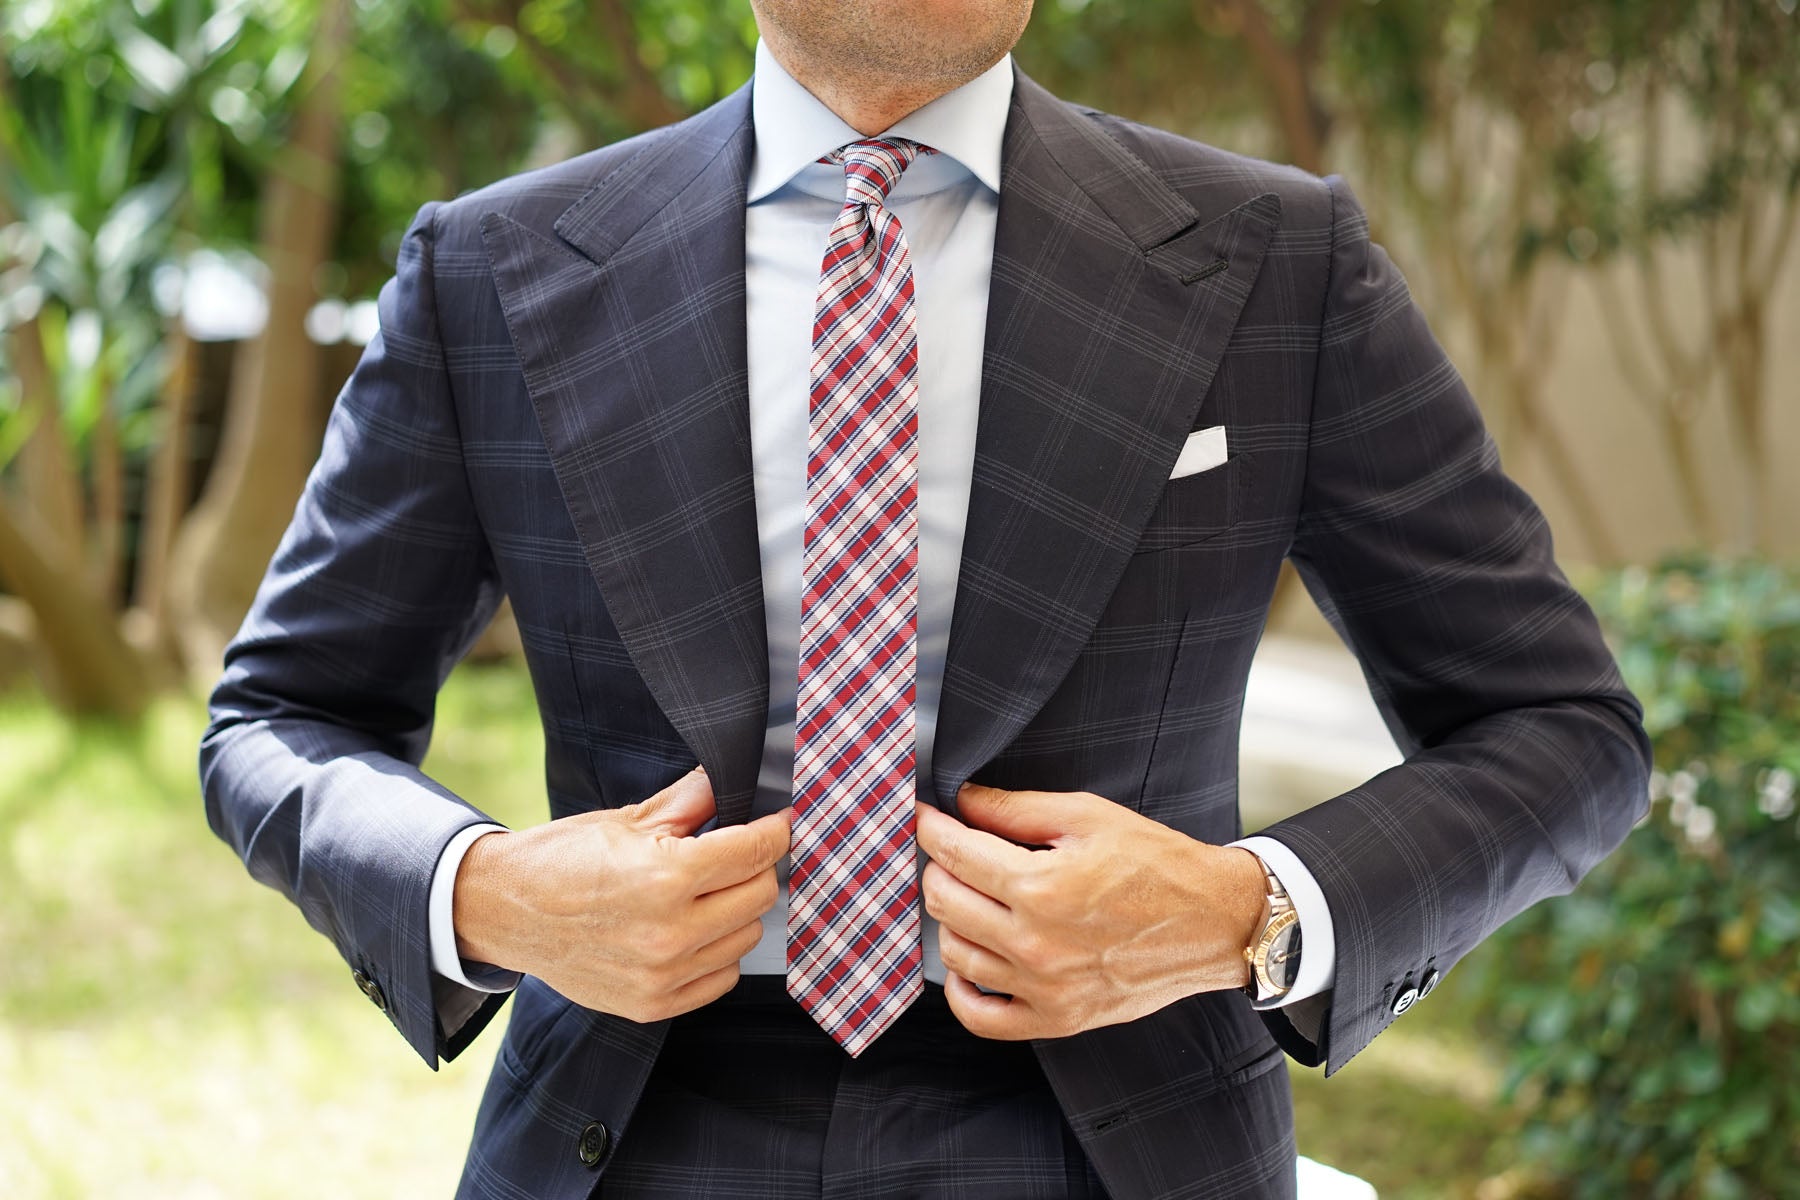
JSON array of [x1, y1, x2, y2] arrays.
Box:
[[746, 38, 1012, 202]]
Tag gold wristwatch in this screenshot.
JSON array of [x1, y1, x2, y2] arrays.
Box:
[[1243, 857, 1302, 1004]]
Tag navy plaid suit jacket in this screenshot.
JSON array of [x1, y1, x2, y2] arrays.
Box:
[[202, 68, 1651, 1199]]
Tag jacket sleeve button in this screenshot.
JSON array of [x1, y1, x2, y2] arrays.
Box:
[[578, 1121, 611, 1168], [1390, 985, 1420, 1015], [1419, 967, 1440, 998], [351, 969, 387, 1012]]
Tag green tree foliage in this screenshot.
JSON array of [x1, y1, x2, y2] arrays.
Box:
[[447, 0, 757, 136], [2, 0, 1795, 710], [256, 0, 763, 291], [0, 0, 312, 546], [1020, 0, 1799, 560], [0, 0, 773, 709], [328, 0, 542, 293], [1467, 558, 1800, 1199]]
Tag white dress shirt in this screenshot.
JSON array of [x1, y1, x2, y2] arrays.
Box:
[[428, 41, 1335, 1014]]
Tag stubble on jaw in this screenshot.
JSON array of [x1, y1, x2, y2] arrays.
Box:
[[752, 0, 1034, 132]]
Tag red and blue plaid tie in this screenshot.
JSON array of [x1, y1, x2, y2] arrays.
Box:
[[787, 138, 933, 1055]]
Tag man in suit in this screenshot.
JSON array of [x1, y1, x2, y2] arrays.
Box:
[[201, 1, 1652, 1196]]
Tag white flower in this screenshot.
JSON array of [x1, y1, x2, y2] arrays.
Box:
[[1684, 805, 1717, 845], [1757, 769, 1795, 820], [1670, 792, 1695, 827]]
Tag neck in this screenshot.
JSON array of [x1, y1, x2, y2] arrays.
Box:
[[759, 34, 960, 136], [797, 77, 946, 138]]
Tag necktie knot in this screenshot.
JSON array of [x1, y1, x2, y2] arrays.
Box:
[[822, 138, 934, 208]]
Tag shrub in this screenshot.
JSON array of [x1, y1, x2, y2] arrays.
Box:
[[1466, 556, 1800, 1200]]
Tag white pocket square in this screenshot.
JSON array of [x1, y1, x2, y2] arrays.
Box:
[[1169, 425, 1228, 480]]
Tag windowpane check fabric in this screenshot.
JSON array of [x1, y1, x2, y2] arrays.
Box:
[[789, 138, 934, 1056]]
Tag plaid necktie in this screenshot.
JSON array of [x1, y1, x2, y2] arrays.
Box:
[[787, 138, 932, 1056]]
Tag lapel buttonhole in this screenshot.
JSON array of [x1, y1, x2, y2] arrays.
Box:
[[1180, 258, 1229, 286]]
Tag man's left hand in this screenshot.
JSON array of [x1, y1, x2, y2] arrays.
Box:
[[916, 784, 1267, 1040]]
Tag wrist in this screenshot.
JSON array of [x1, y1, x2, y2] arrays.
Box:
[[1224, 846, 1268, 988], [1239, 848, 1306, 1003], [452, 829, 519, 967]]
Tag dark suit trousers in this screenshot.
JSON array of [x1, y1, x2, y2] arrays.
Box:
[[600, 977, 1110, 1199]]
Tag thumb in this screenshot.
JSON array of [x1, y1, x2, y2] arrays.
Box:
[[631, 766, 716, 836], [955, 783, 1096, 847]]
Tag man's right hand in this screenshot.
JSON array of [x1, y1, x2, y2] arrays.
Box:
[[451, 767, 790, 1023]]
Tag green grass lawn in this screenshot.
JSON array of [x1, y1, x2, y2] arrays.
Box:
[[0, 664, 1508, 1198]]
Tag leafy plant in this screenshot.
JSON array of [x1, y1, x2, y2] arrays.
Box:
[[1467, 557, 1800, 1200], [0, 0, 324, 713]]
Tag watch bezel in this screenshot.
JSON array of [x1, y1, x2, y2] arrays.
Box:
[[1249, 905, 1301, 997]]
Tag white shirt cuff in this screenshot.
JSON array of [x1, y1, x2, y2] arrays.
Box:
[[429, 823, 521, 993], [1230, 834, 1336, 1006]]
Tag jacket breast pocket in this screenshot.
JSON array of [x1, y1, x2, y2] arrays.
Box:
[[1134, 453, 1249, 554]]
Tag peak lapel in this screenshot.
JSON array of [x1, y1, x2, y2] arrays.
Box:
[[932, 73, 1281, 807], [481, 88, 769, 826]]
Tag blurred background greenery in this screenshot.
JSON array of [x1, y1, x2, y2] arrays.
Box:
[[0, 1, 1795, 1197]]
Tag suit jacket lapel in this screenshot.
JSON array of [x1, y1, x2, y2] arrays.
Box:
[[931, 72, 1282, 808], [481, 87, 769, 827], [476, 71, 1278, 821]]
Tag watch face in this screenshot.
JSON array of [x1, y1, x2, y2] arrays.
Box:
[[1267, 922, 1302, 990]]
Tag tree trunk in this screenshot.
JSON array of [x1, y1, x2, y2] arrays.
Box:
[[1213, 0, 1333, 173], [1507, 374, 1621, 565], [0, 595, 35, 695], [591, 0, 683, 131], [89, 359, 125, 604], [0, 495, 149, 718], [6, 318, 85, 553], [166, 0, 352, 677], [134, 320, 197, 662], [1722, 311, 1767, 552], [1212, 0, 1339, 626]]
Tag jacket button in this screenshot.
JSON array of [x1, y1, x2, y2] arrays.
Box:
[[351, 969, 387, 1013], [577, 1121, 611, 1168], [1391, 985, 1420, 1015], [1419, 968, 1440, 998]]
